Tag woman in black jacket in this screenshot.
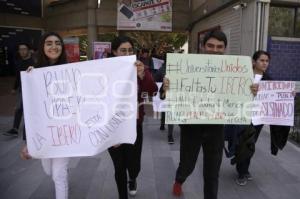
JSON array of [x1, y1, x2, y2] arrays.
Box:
[[235, 50, 291, 186]]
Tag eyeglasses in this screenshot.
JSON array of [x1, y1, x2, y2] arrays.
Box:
[[119, 48, 134, 54]]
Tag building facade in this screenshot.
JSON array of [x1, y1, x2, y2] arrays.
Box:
[[189, 0, 300, 81], [0, 0, 299, 80]]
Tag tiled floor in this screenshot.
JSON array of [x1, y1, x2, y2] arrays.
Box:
[[1, 116, 300, 199]]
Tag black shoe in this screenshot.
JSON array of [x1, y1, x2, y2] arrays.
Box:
[[3, 129, 18, 137], [245, 173, 253, 181], [168, 135, 174, 144], [160, 125, 165, 130], [128, 179, 137, 196], [235, 176, 247, 186]]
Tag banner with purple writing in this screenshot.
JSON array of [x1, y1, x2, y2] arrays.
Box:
[[252, 81, 295, 126], [21, 56, 137, 158]]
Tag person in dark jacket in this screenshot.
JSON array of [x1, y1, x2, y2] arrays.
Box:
[[154, 53, 175, 144], [4, 42, 34, 137], [161, 30, 259, 199], [235, 50, 291, 186], [161, 30, 228, 199], [139, 48, 155, 74], [108, 36, 158, 199]]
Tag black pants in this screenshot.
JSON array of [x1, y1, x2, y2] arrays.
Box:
[[13, 92, 23, 129], [108, 123, 143, 199], [161, 112, 165, 127], [161, 112, 174, 136], [175, 125, 224, 199], [236, 125, 263, 177]]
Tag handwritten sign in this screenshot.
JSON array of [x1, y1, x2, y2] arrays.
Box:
[[165, 53, 254, 124], [252, 81, 295, 126], [21, 56, 137, 158], [295, 81, 300, 93]]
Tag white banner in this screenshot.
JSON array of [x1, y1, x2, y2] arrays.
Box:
[[117, 0, 172, 31], [152, 82, 168, 112], [252, 81, 295, 126], [21, 56, 138, 158], [295, 81, 300, 93], [152, 57, 164, 70]]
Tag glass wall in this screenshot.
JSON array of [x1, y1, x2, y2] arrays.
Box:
[[269, 6, 300, 38]]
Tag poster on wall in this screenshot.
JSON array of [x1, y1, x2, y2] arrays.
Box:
[[63, 37, 80, 63], [117, 0, 172, 31], [93, 42, 111, 59]]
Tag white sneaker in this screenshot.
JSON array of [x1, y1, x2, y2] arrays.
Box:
[[128, 179, 137, 196]]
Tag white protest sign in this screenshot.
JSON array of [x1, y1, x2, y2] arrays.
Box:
[[21, 56, 137, 158], [166, 53, 254, 124], [295, 81, 300, 93], [253, 74, 263, 84], [252, 81, 295, 126], [152, 82, 168, 112], [152, 57, 164, 70]]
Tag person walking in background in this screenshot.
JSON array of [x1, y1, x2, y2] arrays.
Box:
[[154, 52, 175, 144], [235, 50, 271, 186], [139, 48, 155, 75], [4, 42, 34, 137], [20, 32, 70, 199], [108, 36, 158, 199]]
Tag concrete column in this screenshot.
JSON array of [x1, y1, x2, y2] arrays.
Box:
[[87, 0, 97, 59], [261, 1, 270, 50], [255, 0, 271, 51]]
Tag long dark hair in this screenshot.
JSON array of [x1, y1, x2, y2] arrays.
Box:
[[36, 32, 67, 67], [252, 50, 270, 61]]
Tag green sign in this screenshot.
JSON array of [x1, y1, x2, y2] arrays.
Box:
[[165, 53, 254, 124]]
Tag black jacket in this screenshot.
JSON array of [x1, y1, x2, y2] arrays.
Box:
[[225, 72, 290, 161], [13, 57, 34, 91], [262, 73, 290, 155]]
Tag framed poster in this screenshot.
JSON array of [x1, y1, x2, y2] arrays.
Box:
[[63, 37, 80, 63], [117, 0, 172, 31], [93, 42, 111, 59]]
